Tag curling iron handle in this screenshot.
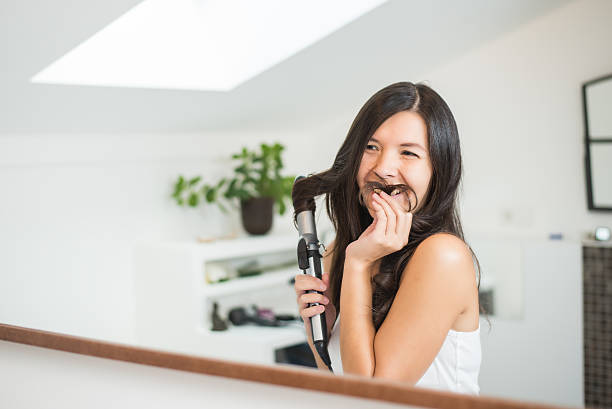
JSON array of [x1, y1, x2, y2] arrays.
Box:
[[304, 254, 327, 344], [308, 298, 326, 343]]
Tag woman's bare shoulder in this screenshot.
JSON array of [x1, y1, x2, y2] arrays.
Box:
[[403, 232, 475, 289], [408, 233, 478, 325], [415, 232, 472, 263]]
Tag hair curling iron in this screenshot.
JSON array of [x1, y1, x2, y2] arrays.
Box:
[[294, 175, 333, 372]]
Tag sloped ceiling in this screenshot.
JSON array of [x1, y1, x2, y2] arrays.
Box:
[[0, 0, 573, 134]]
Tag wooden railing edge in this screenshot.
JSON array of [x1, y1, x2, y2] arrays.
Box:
[[0, 323, 574, 409]]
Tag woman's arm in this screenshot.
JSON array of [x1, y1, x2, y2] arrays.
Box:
[[372, 233, 474, 382], [338, 190, 407, 377], [339, 258, 376, 375]]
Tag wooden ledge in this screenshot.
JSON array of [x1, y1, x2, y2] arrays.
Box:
[[0, 323, 571, 409]]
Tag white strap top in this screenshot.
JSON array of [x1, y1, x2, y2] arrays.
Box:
[[327, 315, 481, 395]]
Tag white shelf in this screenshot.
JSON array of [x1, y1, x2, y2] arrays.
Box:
[[197, 323, 307, 350], [193, 233, 297, 260], [582, 239, 612, 248], [202, 267, 297, 297], [133, 233, 308, 365]]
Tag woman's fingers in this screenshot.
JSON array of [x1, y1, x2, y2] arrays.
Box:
[[294, 273, 330, 346], [370, 193, 387, 236], [379, 190, 408, 236], [294, 274, 326, 296], [372, 191, 412, 250], [298, 292, 329, 307], [300, 304, 326, 319], [373, 192, 395, 235]]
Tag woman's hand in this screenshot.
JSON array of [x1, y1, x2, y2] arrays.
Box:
[[294, 271, 337, 347], [346, 190, 413, 268]]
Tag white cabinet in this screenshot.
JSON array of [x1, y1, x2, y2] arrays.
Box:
[[132, 233, 307, 365]]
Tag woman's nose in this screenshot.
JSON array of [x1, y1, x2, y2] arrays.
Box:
[[373, 152, 399, 179]]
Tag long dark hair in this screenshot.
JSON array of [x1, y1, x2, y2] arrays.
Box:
[[292, 81, 487, 331]]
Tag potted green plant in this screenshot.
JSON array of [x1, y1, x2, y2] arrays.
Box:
[[172, 142, 295, 235]]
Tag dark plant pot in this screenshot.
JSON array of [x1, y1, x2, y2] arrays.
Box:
[[240, 197, 274, 235]]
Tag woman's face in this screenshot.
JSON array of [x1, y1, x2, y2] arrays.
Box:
[[356, 110, 433, 216]]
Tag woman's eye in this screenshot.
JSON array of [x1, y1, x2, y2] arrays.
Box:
[[366, 144, 378, 151], [402, 151, 418, 157]]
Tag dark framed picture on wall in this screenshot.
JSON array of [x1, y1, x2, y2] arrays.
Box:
[[582, 73, 612, 211]]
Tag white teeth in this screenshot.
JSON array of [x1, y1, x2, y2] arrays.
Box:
[[390, 188, 400, 196]]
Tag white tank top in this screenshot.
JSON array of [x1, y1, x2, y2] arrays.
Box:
[[327, 315, 481, 395]]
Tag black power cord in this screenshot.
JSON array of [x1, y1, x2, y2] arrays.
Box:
[[314, 340, 333, 372]]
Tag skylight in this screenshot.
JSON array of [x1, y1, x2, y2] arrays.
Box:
[[31, 0, 387, 91]]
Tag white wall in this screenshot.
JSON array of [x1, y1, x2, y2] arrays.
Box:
[[435, 0, 612, 240], [320, 0, 612, 242], [0, 130, 336, 343], [479, 240, 583, 407], [0, 340, 407, 409]]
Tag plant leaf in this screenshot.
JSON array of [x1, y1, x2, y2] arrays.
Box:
[[188, 176, 201, 186], [188, 193, 199, 207], [172, 175, 185, 198], [205, 187, 216, 202], [278, 199, 286, 215]]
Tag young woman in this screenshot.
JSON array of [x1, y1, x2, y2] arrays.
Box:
[[292, 81, 484, 395]]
